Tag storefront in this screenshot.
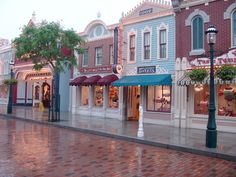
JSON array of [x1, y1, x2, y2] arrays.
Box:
[[176, 49, 236, 133], [69, 73, 121, 119], [112, 73, 173, 124]]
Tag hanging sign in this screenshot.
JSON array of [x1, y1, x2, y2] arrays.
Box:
[[190, 49, 236, 67], [137, 66, 156, 74], [80, 66, 112, 73]]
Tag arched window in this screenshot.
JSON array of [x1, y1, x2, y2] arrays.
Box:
[[232, 10, 236, 46], [192, 16, 204, 50]]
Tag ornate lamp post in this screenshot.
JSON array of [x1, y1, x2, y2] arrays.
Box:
[[7, 59, 14, 114], [205, 25, 218, 148]]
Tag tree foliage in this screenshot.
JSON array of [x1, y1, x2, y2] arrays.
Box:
[[13, 21, 84, 72]]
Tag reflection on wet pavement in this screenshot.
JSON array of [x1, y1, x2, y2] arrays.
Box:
[[0, 117, 236, 177]]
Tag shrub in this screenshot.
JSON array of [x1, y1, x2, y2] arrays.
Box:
[[187, 68, 208, 82], [216, 65, 236, 81]]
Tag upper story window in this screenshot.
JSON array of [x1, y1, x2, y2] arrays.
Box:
[[143, 32, 150, 60], [109, 45, 114, 64], [192, 16, 204, 50], [232, 10, 236, 47], [129, 35, 135, 62], [82, 50, 88, 67], [95, 47, 102, 65], [159, 29, 167, 59]]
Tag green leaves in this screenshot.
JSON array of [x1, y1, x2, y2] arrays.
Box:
[[3, 79, 18, 85], [216, 65, 236, 81], [187, 68, 208, 82], [13, 21, 85, 73]]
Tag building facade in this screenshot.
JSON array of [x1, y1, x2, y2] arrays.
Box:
[[69, 19, 122, 119], [112, 0, 176, 125], [173, 0, 236, 132]]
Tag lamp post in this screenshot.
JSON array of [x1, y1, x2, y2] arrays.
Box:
[[7, 60, 14, 114], [205, 25, 218, 148]]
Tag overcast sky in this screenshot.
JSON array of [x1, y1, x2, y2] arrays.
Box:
[[0, 0, 143, 41]]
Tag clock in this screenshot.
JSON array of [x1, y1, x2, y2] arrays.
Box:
[[113, 64, 123, 74]]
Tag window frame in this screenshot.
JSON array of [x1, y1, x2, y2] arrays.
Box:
[[191, 15, 204, 51], [231, 9, 236, 47], [143, 30, 151, 60], [109, 45, 114, 65], [82, 49, 89, 67], [95, 47, 102, 66], [157, 23, 168, 60]]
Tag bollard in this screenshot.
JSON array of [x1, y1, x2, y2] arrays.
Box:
[[137, 105, 144, 137]]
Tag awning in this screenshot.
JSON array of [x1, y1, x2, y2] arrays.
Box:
[[111, 74, 172, 86], [69, 76, 87, 86], [97, 74, 119, 86], [177, 73, 236, 86], [82, 75, 102, 86]]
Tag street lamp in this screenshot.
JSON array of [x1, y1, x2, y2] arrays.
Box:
[[205, 25, 218, 148], [7, 59, 14, 114]]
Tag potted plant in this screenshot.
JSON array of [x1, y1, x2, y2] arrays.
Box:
[[187, 68, 208, 82], [3, 78, 17, 85], [216, 65, 236, 81]]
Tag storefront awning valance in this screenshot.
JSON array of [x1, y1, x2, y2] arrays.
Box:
[[177, 73, 236, 86], [111, 74, 172, 86], [82, 75, 102, 86], [97, 74, 119, 86], [69, 76, 87, 86]]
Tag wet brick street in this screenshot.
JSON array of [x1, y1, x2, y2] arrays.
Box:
[[0, 117, 236, 177]]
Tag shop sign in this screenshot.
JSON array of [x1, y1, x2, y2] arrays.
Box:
[[137, 66, 156, 74], [139, 8, 153, 16], [190, 49, 236, 67], [80, 66, 112, 73]]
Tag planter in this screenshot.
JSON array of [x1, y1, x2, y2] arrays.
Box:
[[223, 87, 235, 101], [216, 65, 236, 81], [3, 79, 17, 85], [187, 68, 208, 82]]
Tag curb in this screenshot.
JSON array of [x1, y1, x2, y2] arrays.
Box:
[[0, 113, 236, 162]]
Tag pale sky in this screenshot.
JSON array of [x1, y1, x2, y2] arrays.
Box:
[[0, 0, 142, 41]]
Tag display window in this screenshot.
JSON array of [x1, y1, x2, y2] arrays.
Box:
[[194, 84, 209, 115], [0, 85, 8, 98], [108, 86, 119, 108], [218, 84, 236, 117], [147, 86, 171, 112], [81, 86, 89, 106], [94, 86, 103, 107]]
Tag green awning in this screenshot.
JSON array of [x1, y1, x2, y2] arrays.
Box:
[[111, 74, 172, 86]]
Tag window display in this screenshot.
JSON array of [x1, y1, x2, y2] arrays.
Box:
[[94, 86, 103, 107], [194, 84, 209, 115], [108, 86, 119, 108], [81, 86, 89, 106], [147, 86, 171, 113], [218, 84, 236, 117]]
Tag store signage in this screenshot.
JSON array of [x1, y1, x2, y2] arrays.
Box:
[[139, 8, 153, 16], [137, 66, 156, 74], [80, 66, 112, 73], [190, 49, 236, 67]]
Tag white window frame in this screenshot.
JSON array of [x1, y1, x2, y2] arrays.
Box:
[[127, 29, 137, 64], [142, 26, 152, 61], [82, 50, 88, 67], [95, 47, 102, 66], [157, 23, 168, 60], [109, 45, 114, 64], [231, 9, 236, 47]]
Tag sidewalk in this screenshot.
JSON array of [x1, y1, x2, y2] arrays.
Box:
[[0, 105, 236, 162]]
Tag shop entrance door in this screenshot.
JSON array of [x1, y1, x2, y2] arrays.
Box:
[[42, 82, 50, 108], [33, 82, 40, 107], [127, 86, 140, 121]]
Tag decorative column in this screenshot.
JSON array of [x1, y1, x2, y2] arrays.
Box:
[[174, 57, 181, 127]]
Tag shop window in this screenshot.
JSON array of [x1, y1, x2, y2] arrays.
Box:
[[232, 10, 236, 47], [129, 35, 135, 62], [109, 45, 114, 64], [147, 86, 171, 113], [218, 84, 236, 117], [108, 86, 119, 108], [94, 86, 103, 107], [143, 32, 150, 60], [192, 16, 203, 50], [95, 47, 102, 65], [194, 84, 209, 115], [81, 86, 89, 106]]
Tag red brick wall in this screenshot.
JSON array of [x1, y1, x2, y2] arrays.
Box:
[[78, 37, 113, 69], [175, 0, 234, 60]]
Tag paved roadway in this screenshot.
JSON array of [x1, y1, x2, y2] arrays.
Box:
[[0, 117, 236, 177]]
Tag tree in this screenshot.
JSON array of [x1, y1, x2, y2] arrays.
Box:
[[14, 21, 84, 121]]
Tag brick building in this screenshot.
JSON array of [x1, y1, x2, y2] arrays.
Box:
[[173, 0, 236, 132]]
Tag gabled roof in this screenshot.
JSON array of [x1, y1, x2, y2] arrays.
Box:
[[121, 0, 172, 24]]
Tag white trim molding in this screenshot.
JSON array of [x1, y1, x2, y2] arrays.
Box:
[[127, 28, 137, 64], [185, 9, 210, 26], [141, 26, 152, 61], [224, 3, 236, 19], [157, 22, 169, 60]]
